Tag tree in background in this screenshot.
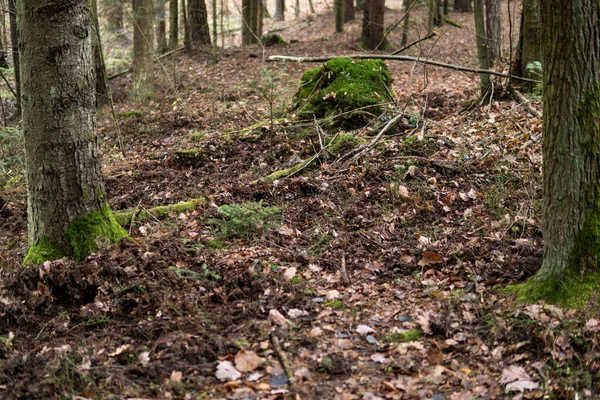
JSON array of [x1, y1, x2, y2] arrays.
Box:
[[155, 0, 168, 53], [170, 0, 179, 49], [454, 0, 471, 12], [485, 0, 502, 67], [275, 0, 285, 21], [335, 0, 344, 32], [511, 0, 600, 306], [8, 0, 19, 117], [344, 0, 354, 22], [18, 0, 127, 265], [105, 0, 124, 31], [473, 0, 490, 98], [132, 0, 155, 100], [91, 0, 109, 106], [188, 0, 211, 47], [242, 0, 262, 44], [361, 0, 385, 50], [512, 0, 541, 91], [401, 0, 411, 46]]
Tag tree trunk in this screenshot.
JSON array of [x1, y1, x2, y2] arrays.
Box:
[[182, 0, 190, 51], [532, 0, 600, 301], [454, 0, 471, 12], [18, 0, 127, 265], [242, 0, 252, 44], [485, 0, 502, 67], [295, 0, 299, 17], [443, 0, 448, 15], [344, 0, 354, 22], [434, 0, 442, 26], [514, 0, 541, 91], [91, 0, 109, 106], [105, 0, 124, 31], [132, 0, 155, 101], [401, 0, 410, 46], [474, 0, 490, 97], [335, 0, 344, 32], [427, 0, 435, 34], [308, 0, 316, 14], [188, 0, 211, 47], [0, 30, 8, 69], [275, 0, 284, 21], [361, 0, 385, 50], [169, 0, 179, 49], [155, 0, 168, 53], [212, 0, 217, 61], [8, 0, 19, 117]]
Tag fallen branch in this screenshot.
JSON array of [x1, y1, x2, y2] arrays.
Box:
[[509, 85, 542, 119], [270, 332, 299, 396], [391, 32, 436, 55], [251, 155, 318, 185], [268, 55, 542, 84], [114, 198, 205, 227]]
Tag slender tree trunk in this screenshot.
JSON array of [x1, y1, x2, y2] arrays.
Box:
[[0, 30, 8, 69], [182, 0, 190, 51], [427, 0, 435, 34], [335, 0, 344, 32], [18, 0, 127, 265], [361, 0, 385, 50], [212, 0, 217, 61], [295, 0, 299, 18], [188, 0, 211, 47], [454, 0, 471, 12], [132, 0, 155, 101], [275, 0, 285, 21], [344, 0, 354, 22], [155, 0, 168, 53], [401, 0, 410, 46], [169, 0, 179, 49], [443, 0, 448, 15], [517, 0, 541, 91], [308, 0, 316, 14], [105, 0, 124, 31], [485, 0, 502, 67], [242, 0, 261, 44], [434, 0, 442, 26], [91, 0, 109, 106], [474, 0, 490, 97], [535, 0, 600, 293], [8, 0, 19, 117]]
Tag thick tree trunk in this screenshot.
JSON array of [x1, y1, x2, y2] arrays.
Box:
[[155, 0, 168, 53], [344, 0, 354, 22], [132, 0, 155, 101], [18, 0, 127, 264], [242, 0, 261, 45], [169, 0, 179, 49], [474, 0, 490, 97], [91, 0, 109, 106], [275, 0, 284, 21], [535, 0, 600, 293], [485, 0, 502, 67], [361, 0, 385, 50], [8, 0, 19, 117], [454, 0, 471, 12], [188, 0, 211, 47], [335, 0, 344, 32]]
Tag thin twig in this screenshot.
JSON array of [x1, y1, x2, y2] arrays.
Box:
[[391, 32, 436, 55], [340, 249, 350, 286], [270, 332, 299, 396]]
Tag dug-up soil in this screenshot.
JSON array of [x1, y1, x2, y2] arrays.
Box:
[[0, 4, 599, 400]]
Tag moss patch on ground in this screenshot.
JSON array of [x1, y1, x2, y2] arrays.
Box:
[[24, 204, 128, 265], [113, 198, 205, 227], [292, 58, 394, 129], [384, 330, 423, 343]]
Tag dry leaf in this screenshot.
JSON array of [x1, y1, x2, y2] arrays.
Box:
[[139, 351, 150, 367], [283, 267, 297, 282], [268, 309, 294, 328], [418, 252, 442, 267], [500, 365, 539, 393], [170, 370, 182, 382], [234, 350, 265, 372], [356, 325, 375, 336], [216, 360, 241, 382]]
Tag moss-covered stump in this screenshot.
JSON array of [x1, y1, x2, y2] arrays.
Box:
[[23, 204, 128, 265], [292, 58, 394, 129], [114, 198, 205, 227], [262, 33, 286, 47]]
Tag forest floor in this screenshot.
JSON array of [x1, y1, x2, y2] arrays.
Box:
[[1, 4, 599, 400]]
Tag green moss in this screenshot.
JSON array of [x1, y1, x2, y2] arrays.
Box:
[[261, 33, 286, 46], [24, 203, 128, 265], [251, 157, 317, 184], [175, 148, 200, 158], [384, 329, 423, 343], [292, 58, 394, 129], [190, 132, 206, 142], [114, 198, 205, 227], [115, 109, 145, 119], [328, 134, 363, 154], [326, 300, 343, 309]]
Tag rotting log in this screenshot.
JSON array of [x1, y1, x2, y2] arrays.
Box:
[[114, 198, 205, 227]]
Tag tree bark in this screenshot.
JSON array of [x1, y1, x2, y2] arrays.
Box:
[[132, 0, 155, 101], [514, 0, 541, 91], [474, 0, 490, 98], [275, 0, 284, 21], [485, 0, 502, 67], [536, 0, 600, 290], [155, 0, 168, 53], [91, 0, 109, 106], [344, 0, 354, 22], [454, 0, 471, 12], [361, 0, 385, 50], [169, 0, 179, 49], [401, 0, 410, 46], [188, 0, 211, 47], [182, 0, 190, 51], [8, 0, 19, 117], [18, 0, 127, 264], [335, 0, 344, 32]]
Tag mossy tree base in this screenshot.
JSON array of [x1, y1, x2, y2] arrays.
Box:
[[504, 271, 600, 308], [24, 204, 128, 265]]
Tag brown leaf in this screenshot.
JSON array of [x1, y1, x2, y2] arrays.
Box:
[[427, 347, 444, 365], [418, 252, 441, 267], [234, 350, 265, 373]]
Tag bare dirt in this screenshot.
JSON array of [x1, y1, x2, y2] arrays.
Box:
[[0, 4, 599, 400]]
